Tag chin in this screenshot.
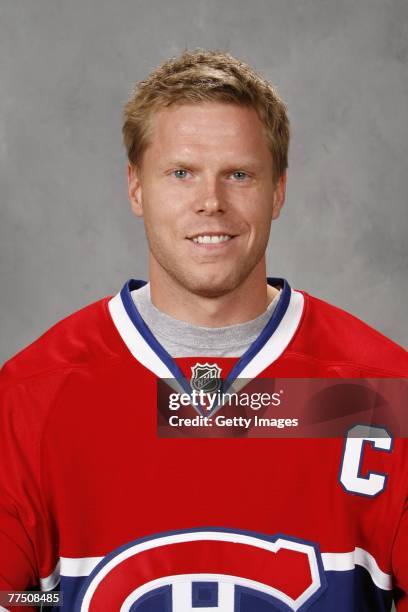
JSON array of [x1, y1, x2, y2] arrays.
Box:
[[179, 271, 245, 299], [188, 284, 233, 299], [156, 253, 260, 299]]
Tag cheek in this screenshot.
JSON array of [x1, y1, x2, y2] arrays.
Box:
[[142, 199, 181, 245], [244, 201, 274, 235], [144, 210, 170, 241], [141, 188, 168, 225], [144, 183, 188, 219]]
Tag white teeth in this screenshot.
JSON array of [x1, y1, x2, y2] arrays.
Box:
[[192, 235, 232, 244]]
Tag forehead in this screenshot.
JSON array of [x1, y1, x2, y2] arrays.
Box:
[[145, 102, 271, 163]]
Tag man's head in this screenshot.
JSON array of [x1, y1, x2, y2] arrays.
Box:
[[123, 50, 290, 299]]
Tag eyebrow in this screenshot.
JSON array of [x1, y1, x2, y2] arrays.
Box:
[[161, 159, 264, 172], [162, 160, 198, 169]]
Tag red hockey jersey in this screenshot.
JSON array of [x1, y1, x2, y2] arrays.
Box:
[[1, 278, 407, 611]]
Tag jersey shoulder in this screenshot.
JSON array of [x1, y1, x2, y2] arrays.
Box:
[[293, 291, 408, 376], [1, 295, 122, 387]]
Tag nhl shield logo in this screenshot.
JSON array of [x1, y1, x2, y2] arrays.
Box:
[[191, 362, 222, 393]]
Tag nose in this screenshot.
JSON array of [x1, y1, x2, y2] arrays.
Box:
[[196, 175, 225, 215]]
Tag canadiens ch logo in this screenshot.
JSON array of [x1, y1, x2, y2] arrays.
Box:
[[190, 362, 222, 393], [74, 528, 327, 611]]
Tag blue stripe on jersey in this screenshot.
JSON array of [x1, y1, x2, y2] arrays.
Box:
[[57, 566, 394, 611]]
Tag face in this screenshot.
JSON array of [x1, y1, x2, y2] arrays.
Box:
[[128, 102, 286, 298]]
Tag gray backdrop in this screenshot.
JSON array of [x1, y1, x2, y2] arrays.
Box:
[[1, 0, 407, 363]]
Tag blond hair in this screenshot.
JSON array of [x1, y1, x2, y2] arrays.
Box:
[[123, 49, 290, 183]]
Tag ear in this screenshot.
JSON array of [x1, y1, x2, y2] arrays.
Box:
[[128, 163, 143, 217], [271, 171, 287, 220]]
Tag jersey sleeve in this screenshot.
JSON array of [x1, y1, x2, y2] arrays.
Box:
[[393, 498, 408, 611], [0, 492, 37, 590], [0, 372, 58, 595]]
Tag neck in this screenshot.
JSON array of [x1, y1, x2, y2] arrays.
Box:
[[148, 259, 279, 328]]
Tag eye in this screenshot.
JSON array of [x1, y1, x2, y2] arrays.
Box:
[[172, 169, 190, 179], [231, 171, 248, 181]]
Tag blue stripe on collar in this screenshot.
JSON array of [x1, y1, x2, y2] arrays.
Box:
[[120, 278, 290, 395], [223, 277, 291, 389], [120, 280, 191, 393]]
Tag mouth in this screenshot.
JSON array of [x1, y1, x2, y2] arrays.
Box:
[[186, 232, 237, 245]]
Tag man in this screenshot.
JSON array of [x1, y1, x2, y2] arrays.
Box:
[[1, 50, 407, 611]]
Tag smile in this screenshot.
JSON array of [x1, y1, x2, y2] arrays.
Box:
[[191, 235, 233, 244]]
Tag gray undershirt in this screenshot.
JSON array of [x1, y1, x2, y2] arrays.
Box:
[[131, 283, 281, 358]]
